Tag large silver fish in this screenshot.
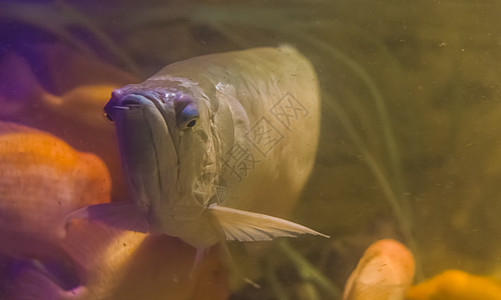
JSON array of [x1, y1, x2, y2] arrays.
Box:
[[75, 46, 327, 249]]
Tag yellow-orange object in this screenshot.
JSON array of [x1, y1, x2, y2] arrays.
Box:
[[343, 239, 415, 300], [0, 122, 111, 258], [406, 269, 501, 300], [0, 47, 136, 201], [42, 84, 117, 128]]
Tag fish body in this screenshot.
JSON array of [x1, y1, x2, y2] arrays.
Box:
[[79, 46, 326, 248], [7, 222, 228, 300], [406, 269, 501, 300], [0, 122, 111, 258], [342, 239, 415, 300]]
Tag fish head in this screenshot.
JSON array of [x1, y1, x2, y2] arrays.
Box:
[[104, 83, 218, 231]]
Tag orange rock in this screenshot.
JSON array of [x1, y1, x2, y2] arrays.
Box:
[[343, 239, 415, 300]]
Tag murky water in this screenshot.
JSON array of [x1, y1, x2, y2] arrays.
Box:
[[1, 1, 501, 299]]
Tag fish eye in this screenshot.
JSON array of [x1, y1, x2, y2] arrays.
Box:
[[176, 102, 199, 130]]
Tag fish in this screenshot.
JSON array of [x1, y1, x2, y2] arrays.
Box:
[[6, 221, 229, 300], [0, 121, 111, 259], [0, 124, 226, 300], [0, 48, 138, 202], [69, 46, 328, 249], [342, 239, 415, 300], [406, 269, 501, 300]]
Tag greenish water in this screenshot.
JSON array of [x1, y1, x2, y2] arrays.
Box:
[[1, 1, 501, 299]]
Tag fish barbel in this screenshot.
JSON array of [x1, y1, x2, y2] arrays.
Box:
[[72, 46, 327, 248]]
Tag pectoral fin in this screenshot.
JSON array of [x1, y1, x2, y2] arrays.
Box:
[[63, 201, 149, 234], [208, 204, 329, 242]]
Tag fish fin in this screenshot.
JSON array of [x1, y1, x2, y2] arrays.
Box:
[[190, 247, 209, 278], [62, 220, 127, 270], [63, 201, 149, 233], [208, 204, 329, 242]]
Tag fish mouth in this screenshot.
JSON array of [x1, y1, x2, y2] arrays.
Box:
[[120, 93, 161, 109], [105, 91, 168, 118]]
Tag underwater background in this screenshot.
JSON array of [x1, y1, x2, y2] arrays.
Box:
[[1, 0, 501, 299]]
